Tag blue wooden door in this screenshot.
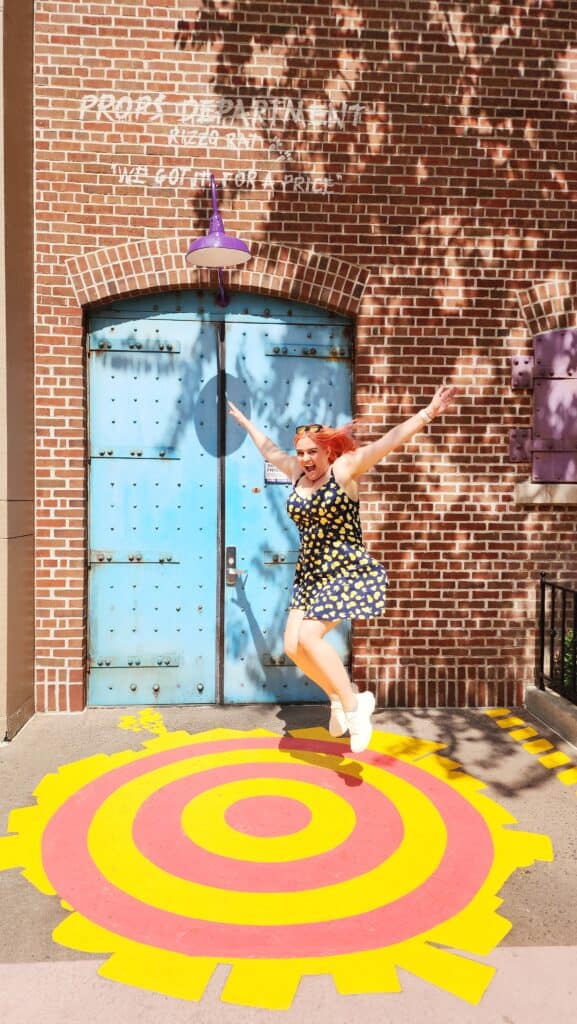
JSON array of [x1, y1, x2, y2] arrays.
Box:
[[87, 303, 219, 705], [223, 308, 353, 702], [87, 293, 352, 706]]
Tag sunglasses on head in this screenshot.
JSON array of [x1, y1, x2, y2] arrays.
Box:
[[295, 423, 323, 435]]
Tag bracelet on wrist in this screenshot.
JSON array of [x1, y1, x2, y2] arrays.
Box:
[[418, 407, 434, 426]]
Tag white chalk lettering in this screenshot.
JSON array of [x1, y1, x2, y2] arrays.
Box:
[[110, 165, 343, 194], [251, 98, 270, 125], [168, 126, 260, 151], [79, 94, 99, 118], [81, 93, 365, 129], [221, 169, 258, 189], [168, 127, 221, 147], [269, 136, 294, 161], [225, 130, 261, 151], [113, 164, 148, 185], [276, 98, 306, 127], [347, 103, 365, 126], [154, 166, 189, 187], [80, 92, 165, 122], [189, 170, 213, 189]]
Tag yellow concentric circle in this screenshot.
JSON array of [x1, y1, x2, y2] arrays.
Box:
[[180, 777, 355, 861], [0, 718, 555, 1011], [88, 747, 446, 925]]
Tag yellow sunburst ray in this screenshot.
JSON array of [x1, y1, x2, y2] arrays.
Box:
[[393, 938, 496, 1004], [31, 751, 143, 812], [101, 947, 219, 1002], [117, 715, 144, 733], [328, 949, 402, 995], [1, 806, 55, 893], [425, 902, 512, 954], [498, 828, 554, 867], [369, 731, 448, 761], [54, 915, 218, 1002], [52, 912, 121, 954], [441, 781, 519, 826], [413, 753, 467, 779], [0, 835, 23, 872], [221, 958, 304, 1009], [133, 708, 168, 734], [485, 829, 554, 894], [34, 754, 131, 799], [4, 804, 44, 837], [440, 772, 487, 795]]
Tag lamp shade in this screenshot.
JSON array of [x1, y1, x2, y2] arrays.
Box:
[[185, 175, 251, 267], [185, 230, 251, 268]]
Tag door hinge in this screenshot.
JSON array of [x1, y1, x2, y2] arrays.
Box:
[[511, 355, 534, 388], [509, 428, 532, 462], [89, 654, 180, 668]]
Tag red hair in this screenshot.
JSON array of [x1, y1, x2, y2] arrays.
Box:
[[293, 423, 358, 463]]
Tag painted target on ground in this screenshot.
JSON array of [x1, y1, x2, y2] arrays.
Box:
[[0, 716, 553, 1010]]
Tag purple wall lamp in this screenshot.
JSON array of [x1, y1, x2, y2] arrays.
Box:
[[185, 174, 251, 306]]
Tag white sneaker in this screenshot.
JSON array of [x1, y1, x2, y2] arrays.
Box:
[[329, 699, 347, 737], [345, 691, 376, 754]]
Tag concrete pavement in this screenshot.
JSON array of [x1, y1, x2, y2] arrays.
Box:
[[1, 703, 576, 1023]]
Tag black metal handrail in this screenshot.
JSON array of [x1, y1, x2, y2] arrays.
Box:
[[538, 573, 577, 705]]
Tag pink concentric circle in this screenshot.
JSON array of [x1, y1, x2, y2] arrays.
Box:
[[225, 795, 312, 837], [132, 761, 402, 891], [41, 737, 495, 959]]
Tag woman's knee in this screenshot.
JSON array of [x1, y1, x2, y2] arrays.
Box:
[[297, 621, 324, 655], [284, 632, 300, 661], [284, 610, 307, 659], [283, 615, 302, 661]]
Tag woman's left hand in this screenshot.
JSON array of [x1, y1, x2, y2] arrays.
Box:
[[428, 384, 458, 419]]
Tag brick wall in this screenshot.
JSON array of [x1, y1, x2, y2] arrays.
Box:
[[34, 0, 577, 710]]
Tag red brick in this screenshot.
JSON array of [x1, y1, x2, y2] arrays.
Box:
[[32, 0, 577, 712]]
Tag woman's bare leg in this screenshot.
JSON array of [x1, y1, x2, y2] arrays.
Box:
[[283, 611, 333, 697], [283, 610, 357, 711]]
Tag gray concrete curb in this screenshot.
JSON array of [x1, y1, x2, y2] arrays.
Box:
[[525, 684, 577, 750]]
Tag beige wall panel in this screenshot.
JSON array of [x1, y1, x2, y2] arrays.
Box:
[[0, 0, 35, 739]]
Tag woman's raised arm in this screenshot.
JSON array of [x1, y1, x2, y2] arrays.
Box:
[[227, 401, 301, 481], [340, 385, 458, 480]]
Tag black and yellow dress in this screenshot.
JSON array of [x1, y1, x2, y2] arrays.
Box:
[[286, 469, 389, 621]]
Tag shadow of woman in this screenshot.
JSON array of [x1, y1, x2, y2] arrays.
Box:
[[276, 732, 365, 787]]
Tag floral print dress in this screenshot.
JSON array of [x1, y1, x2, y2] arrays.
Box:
[[286, 470, 389, 620]]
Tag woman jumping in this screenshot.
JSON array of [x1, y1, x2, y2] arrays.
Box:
[[228, 384, 457, 754]]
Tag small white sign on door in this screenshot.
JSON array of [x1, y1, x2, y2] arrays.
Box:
[[264, 462, 290, 485]]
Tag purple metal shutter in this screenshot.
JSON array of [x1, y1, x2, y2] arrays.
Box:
[[532, 329, 577, 483]]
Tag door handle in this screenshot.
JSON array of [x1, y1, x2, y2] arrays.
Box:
[[226, 546, 247, 587]]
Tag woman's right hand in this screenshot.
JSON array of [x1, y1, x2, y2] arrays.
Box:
[[227, 400, 250, 430]]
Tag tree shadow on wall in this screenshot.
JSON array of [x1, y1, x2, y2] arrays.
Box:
[[165, 3, 577, 795], [175, 1, 577, 219]]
